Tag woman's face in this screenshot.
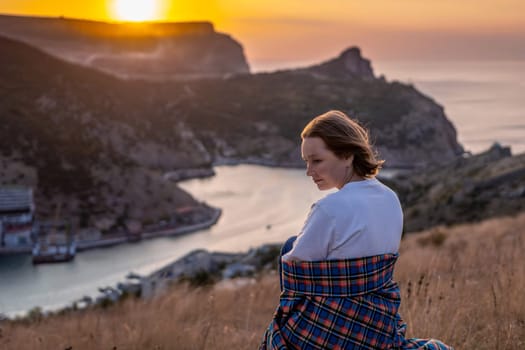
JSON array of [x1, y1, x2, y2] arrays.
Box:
[[301, 136, 352, 190]]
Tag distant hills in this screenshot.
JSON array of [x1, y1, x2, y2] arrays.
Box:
[[0, 16, 472, 231], [0, 14, 249, 80]]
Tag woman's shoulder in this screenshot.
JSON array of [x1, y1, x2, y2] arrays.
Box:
[[373, 178, 402, 201], [319, 178, 399, 208], [315, 189, 342, 207], [349, 178, 399, 198], [314, 187, 352, 214]]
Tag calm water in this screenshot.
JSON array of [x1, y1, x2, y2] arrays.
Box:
[[374, 60, 525, 155], [0, 165, 328, 316], [1, 60, 524, 316]]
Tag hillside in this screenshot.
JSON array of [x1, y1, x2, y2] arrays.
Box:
[[0, 35, 212, 230], [0, 34, 466, 230], [1, 212, 523, 349], [386, 143, 525, 232]]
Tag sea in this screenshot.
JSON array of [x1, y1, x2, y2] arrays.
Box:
[[373, 60, 525, 155], [0, 60, 524, 317]]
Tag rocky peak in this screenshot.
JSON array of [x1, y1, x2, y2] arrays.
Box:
[[301, 46, 375, 80], [338, 47, 375, 78]]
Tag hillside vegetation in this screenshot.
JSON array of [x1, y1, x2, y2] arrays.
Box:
[[386, 143, 525, 232], [1, 212, 524, 349], [0, 34, 464, 231]]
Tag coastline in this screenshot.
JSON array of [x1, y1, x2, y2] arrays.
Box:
[[77, 206, 222, 251], [0, 242, 283, 320], [0, 206, 222, 255], [212, 158, 412, 180]]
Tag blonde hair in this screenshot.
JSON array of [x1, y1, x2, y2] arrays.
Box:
[[301, 110, 384, 177]]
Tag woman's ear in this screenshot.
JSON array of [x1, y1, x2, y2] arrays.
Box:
[[346, 154, 354, 166]]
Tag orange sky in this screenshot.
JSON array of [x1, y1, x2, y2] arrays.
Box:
[[1, 0, 524, 69]]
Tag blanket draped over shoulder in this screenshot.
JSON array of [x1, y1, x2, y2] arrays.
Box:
[[260, 254, 453, 350]]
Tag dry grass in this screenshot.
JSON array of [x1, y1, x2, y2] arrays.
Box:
[[1, 213, 525, 350]]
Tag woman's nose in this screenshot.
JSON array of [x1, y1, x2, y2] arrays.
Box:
[[306, 163, 313, 176]]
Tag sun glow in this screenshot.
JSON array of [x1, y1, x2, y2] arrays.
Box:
[[112, 0, 161, 22]]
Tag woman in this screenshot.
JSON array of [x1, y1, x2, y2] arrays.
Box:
[[261, 111, 453, 350]]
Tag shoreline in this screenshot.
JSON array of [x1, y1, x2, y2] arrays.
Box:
[[212, 157, 417, 172], [1, 241, 282, 320], [0, 207, 222, 255], [77, 207, 222, 252]]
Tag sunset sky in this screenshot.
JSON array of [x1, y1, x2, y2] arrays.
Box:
[[1, 0, 524, 70]]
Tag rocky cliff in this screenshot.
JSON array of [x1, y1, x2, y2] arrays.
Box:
[[297, 47, 375, 80], [0, 33, 466, 231], [385, 143, 525, 232], [0, 35, 214, 230], [171, 54, 463, 168], [0, 14, 250, 80]]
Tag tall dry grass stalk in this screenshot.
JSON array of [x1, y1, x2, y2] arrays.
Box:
[[1, 213, 524, 349]]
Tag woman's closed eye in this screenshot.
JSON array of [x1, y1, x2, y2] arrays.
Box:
[[303, 158, 322, 165]]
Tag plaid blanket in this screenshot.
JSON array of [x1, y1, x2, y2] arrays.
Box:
[[260, 254, 453, 350]]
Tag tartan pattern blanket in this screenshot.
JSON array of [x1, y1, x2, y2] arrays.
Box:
[[260, 254, 453, 350]]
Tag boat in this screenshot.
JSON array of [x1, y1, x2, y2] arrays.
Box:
[[32, 241, 76, 264], [32, 221, 76, 264]]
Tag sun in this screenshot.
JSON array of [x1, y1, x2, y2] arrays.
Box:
[[112, 0, 160, 22]]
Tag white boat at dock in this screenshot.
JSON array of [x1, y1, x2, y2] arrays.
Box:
[[32, 221, 76, 264], [32, 241, 76, 264]]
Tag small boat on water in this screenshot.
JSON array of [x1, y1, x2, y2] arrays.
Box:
[[32, 241, 76, 264], [32, 221, 76, 264]]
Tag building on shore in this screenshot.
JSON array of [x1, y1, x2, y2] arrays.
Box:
[[0, 186, 35, 248]]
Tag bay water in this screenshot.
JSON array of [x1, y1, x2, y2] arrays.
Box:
[[374, 60, 525, 155], [0, 165, 326, 316]]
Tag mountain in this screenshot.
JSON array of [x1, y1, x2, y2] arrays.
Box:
[[0, 33, 465, 230], [0, 35, 214, 230], [165, 48, 463, 168], [295, 47, 375, 80], [0, 14, 249, 80]]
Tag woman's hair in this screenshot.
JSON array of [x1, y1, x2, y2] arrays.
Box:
[[301, 110, 384, 177]]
